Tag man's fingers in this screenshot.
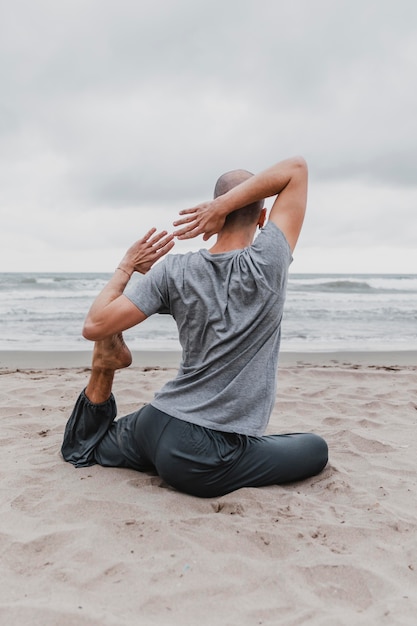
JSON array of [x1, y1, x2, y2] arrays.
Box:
[[178, 207, 198, 216], [153, 238, 175, 260], [173, 214, 197, 227], [154, 233, 174, 250], [160, 239, 175, 253], [173, 223, 195, 238], [172, 229, 185, 238], [139, 230, 172, 251], [147, 230, 169, 245], [140, 227, 157, 243], [137, 223, 200, 249], [151, 233, 174, 249], [176, 226, 202, 240], [173, 225, 199, 239]]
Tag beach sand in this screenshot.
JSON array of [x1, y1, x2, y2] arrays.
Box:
[[0, 350, 416, 625]]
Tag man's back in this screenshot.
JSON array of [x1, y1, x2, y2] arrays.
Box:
[[126, 221, 292, 436]]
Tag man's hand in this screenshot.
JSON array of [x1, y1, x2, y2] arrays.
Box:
[[82, 228, 174, 341], [173, 200, 226, 241], [118, 228, 175, 276]]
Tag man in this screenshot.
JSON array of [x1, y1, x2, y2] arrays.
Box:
[[62, 156, 328, 497]]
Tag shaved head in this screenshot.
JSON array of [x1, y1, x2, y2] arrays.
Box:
[[214, 169, 264, 228], [214, 169, 254, 197]]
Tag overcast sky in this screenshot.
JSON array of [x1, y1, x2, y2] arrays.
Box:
[[1, 0, 416, 274]]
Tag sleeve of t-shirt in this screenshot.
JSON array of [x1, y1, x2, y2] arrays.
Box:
[[124, 260, 170, 317], [248, 221, 293, 289]]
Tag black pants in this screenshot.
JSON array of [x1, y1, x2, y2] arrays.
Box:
[[61, 391, 328, 498]]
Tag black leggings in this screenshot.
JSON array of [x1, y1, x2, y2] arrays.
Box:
[[61, 391, 328, 498]]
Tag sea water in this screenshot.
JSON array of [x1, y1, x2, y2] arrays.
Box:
[[0, 272, 416, 352]]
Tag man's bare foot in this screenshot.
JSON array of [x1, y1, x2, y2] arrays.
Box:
[[92, 333, 132, 371]]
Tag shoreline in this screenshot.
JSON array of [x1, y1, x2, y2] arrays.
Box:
[[0, 349, 415, 369]]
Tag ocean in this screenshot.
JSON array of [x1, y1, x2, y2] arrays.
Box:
[[0, 272, 416, 352]]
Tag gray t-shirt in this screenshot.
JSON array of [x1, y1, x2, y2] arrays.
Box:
[[125, 221, 292, 436]]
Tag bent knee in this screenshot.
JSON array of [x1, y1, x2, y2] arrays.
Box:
[[310, 433, 328, 473]]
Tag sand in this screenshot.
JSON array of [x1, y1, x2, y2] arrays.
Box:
[[0, 350, 416, 625]]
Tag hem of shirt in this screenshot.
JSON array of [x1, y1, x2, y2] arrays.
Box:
[[150, 401, 265, 438]]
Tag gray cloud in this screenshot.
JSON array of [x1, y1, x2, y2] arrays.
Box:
[[1, 0, 416, 271]]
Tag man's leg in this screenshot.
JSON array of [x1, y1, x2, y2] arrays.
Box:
[[85, 333, 132, 403], [151, 420, 328, 498], [219, 432, 329, 493], [61, 334, 132, 468]]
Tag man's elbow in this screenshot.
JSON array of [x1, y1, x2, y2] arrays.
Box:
[[82, 320, 103, 342], [292, 155, 308, 175]]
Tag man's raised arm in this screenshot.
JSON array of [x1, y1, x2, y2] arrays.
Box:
[[173, 156, 308, 251], [83, 229, 174, 341]]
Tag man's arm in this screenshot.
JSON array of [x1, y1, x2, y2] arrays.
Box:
[[83, 228, 174, 341], [173, 156, 308, 251]]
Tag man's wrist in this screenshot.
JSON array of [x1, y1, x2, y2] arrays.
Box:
[[213, 195, 234, 218], [116, 266, 133, 279]]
